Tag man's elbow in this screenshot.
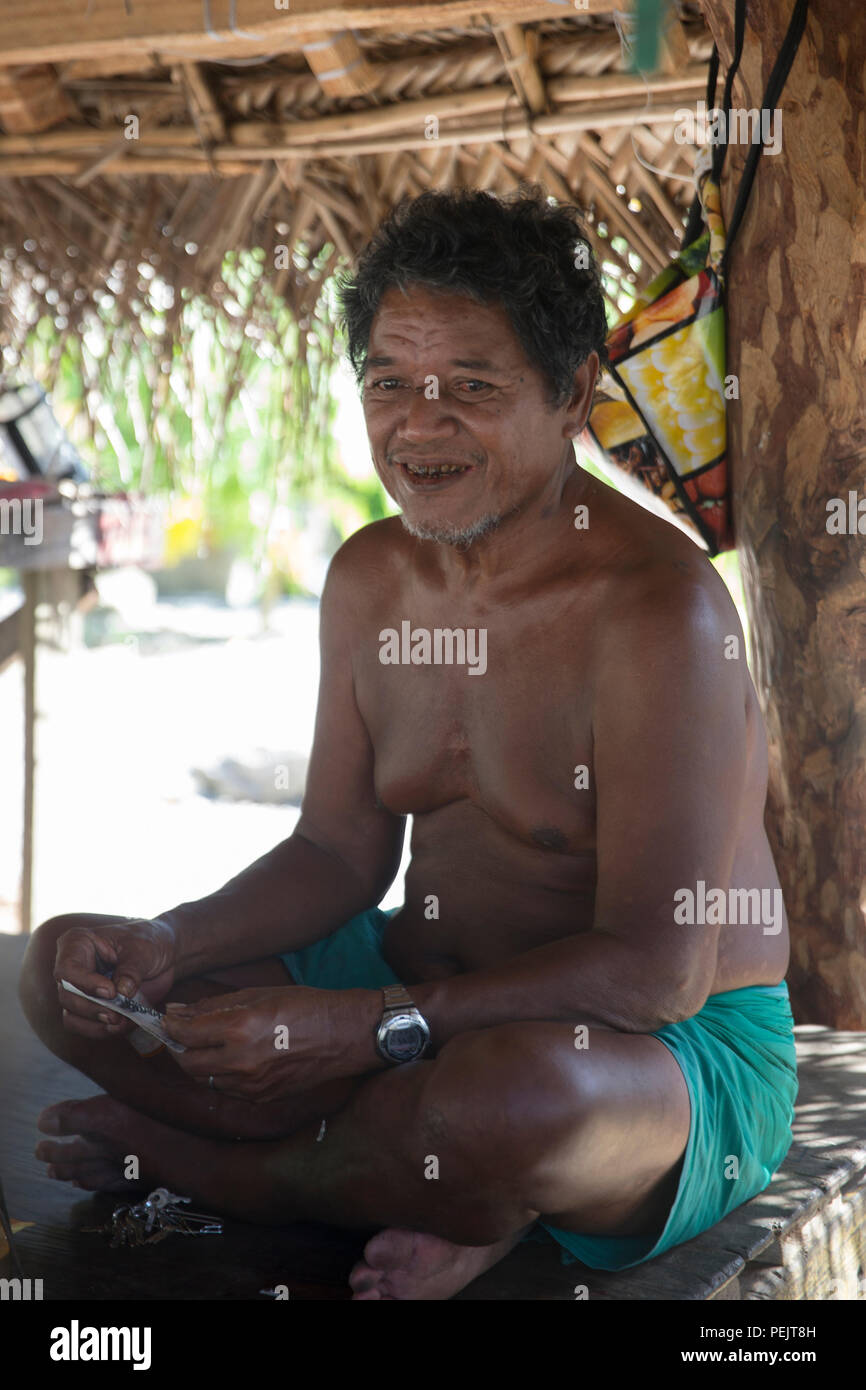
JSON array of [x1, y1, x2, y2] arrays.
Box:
[[652, 971, 713, 1028], [293, 825, 397, 905]]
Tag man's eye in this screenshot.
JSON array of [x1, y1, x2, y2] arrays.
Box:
[[365, 377, 492, 395]]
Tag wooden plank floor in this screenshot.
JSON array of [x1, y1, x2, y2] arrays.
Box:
[[2, 932, 865, 1300]]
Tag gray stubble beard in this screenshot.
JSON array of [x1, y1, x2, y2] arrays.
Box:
[[399, 511, 503, 549]]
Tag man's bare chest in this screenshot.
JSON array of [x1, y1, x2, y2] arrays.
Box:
[[354, 620, 598, 854]]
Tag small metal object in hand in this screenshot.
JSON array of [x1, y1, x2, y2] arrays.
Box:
[[84, 1187, 223, 1246]]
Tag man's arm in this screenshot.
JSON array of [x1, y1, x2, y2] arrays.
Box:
[[159, 532, 405, 980], [411, 572, 748, 1043]]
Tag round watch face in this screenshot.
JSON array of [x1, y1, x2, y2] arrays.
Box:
[[383, 1017, 427, 1062]]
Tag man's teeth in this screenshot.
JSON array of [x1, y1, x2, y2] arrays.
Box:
[[405, 463, 468, 476]]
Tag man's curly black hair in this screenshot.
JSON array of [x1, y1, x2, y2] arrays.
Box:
[[336, 185, 610, 410]]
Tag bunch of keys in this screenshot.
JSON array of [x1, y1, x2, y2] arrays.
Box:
[[85, 1187, 223, 1247]]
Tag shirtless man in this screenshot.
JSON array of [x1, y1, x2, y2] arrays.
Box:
[[19, 190, 797, 1300]]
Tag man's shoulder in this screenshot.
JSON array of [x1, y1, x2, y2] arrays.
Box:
[[582, 488, 741, 661], [325, 516, 407, 585], [319, 517, 413, 629]]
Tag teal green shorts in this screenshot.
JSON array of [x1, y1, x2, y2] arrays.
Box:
[[282, 907, 799, 1272]]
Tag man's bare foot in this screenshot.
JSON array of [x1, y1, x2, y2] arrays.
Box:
[[348, 1226, 526, 1300], [36, 1095, 202, 1197], [35, 1127, 142, 1194]]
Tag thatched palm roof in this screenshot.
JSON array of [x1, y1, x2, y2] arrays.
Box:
[[0, 2, 712, 382]]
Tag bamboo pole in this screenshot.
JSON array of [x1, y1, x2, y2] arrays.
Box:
[[0, 155, 252, 175], [224, 102, 687, 158], [0, 87, 512, 155], [173, 62, 226, 144], [0, 130, 680, 180], [545, 68, 707, 103], [231, 86, 516, 143], [629, 160, 687, 240], [576, 146, 669, 273], [0, 2, 617, 68], [492, 22, 547, 115], [0, 99, 695, 178], [0, 80, 705, 159], [301, 30, 380, 98], [0, 127, 204, 153], [20, 571, 37, 934]]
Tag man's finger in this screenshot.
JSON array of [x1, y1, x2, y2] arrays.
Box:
[[163, 999, 211, 1017], [162, 1009, 241, 1047], [57, 982, 109, 1021], [62, 1009, 124, 1041], [57, 982, 137, 1036], [54, 950, 118, 1000], [170, 1044, 232, 1079]]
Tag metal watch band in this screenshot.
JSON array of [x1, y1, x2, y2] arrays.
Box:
[[382, 983, 414, 1014]]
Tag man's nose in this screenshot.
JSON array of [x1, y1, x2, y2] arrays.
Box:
[[395, 385, 455, 441]]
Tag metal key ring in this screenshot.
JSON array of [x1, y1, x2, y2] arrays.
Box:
[[148, 1188, 187, 1209]]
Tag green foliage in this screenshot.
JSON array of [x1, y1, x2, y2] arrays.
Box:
[[15, 245, 389, 561]]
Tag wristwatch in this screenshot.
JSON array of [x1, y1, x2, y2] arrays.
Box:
[[375, 984, 431, 1064]]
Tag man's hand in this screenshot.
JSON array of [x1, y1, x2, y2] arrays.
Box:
[[162, 986, 384, 1101], [54, 918, 177, 1040]]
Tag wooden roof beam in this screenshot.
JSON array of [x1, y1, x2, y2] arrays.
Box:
[[657, 6, 693, 76], [171, 62, 226, 144], [0, 85, 515, 156], [301, 30, 379, 97], [0, 101, 688, 177], [0, 83, 695, 163], [629, 158, 690, 240], [0, 1, 624, 68], [546, 66, 708, 104], [0, 64, 76, 133], [489, 20, 547, 115], [575, 135, 667, 273]]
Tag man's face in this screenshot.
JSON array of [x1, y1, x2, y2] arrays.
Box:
[[362, 284, 597, 547]]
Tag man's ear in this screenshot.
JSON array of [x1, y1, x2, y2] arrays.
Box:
[[562, 351, 600, 439]]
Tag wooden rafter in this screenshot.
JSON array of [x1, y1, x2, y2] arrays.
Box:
[[301, 30, 379, 97], [0, 88, 699, 180], [171, 62, 226, 144], [657, 5, 693, 75], [576, 134, 668, 273], [489, 21, 547, 115], [0, 63, 76, 132], [546, 66, 707, 104], [629, 159, 687, 240], [0, 1, 622, 68], [59, 54, 163, 80], [0, 4, 708, 356]]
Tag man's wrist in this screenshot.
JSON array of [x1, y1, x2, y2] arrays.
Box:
[[150, 906, 197, 978], [341, 988, 391, 1075], [410, 976, 461, 1051]]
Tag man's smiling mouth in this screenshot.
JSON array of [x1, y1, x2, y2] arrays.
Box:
[[395, 458, 474, 483]]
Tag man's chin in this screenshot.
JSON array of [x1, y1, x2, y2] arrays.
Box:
[[399, 512, 502, 549]]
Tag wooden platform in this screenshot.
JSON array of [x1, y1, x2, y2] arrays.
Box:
[[1, 932, 864, 1301]]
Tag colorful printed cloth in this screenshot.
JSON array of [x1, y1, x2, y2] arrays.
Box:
[[586, 161, 733, 555]]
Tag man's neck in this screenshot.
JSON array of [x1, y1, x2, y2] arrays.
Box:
[[421, 458, 595, 593]]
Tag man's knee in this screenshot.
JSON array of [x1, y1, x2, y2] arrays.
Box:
[[419, 1022, 597, 1221]]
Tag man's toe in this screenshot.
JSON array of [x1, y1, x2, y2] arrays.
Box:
[[348, 1260, 384, 1294]]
